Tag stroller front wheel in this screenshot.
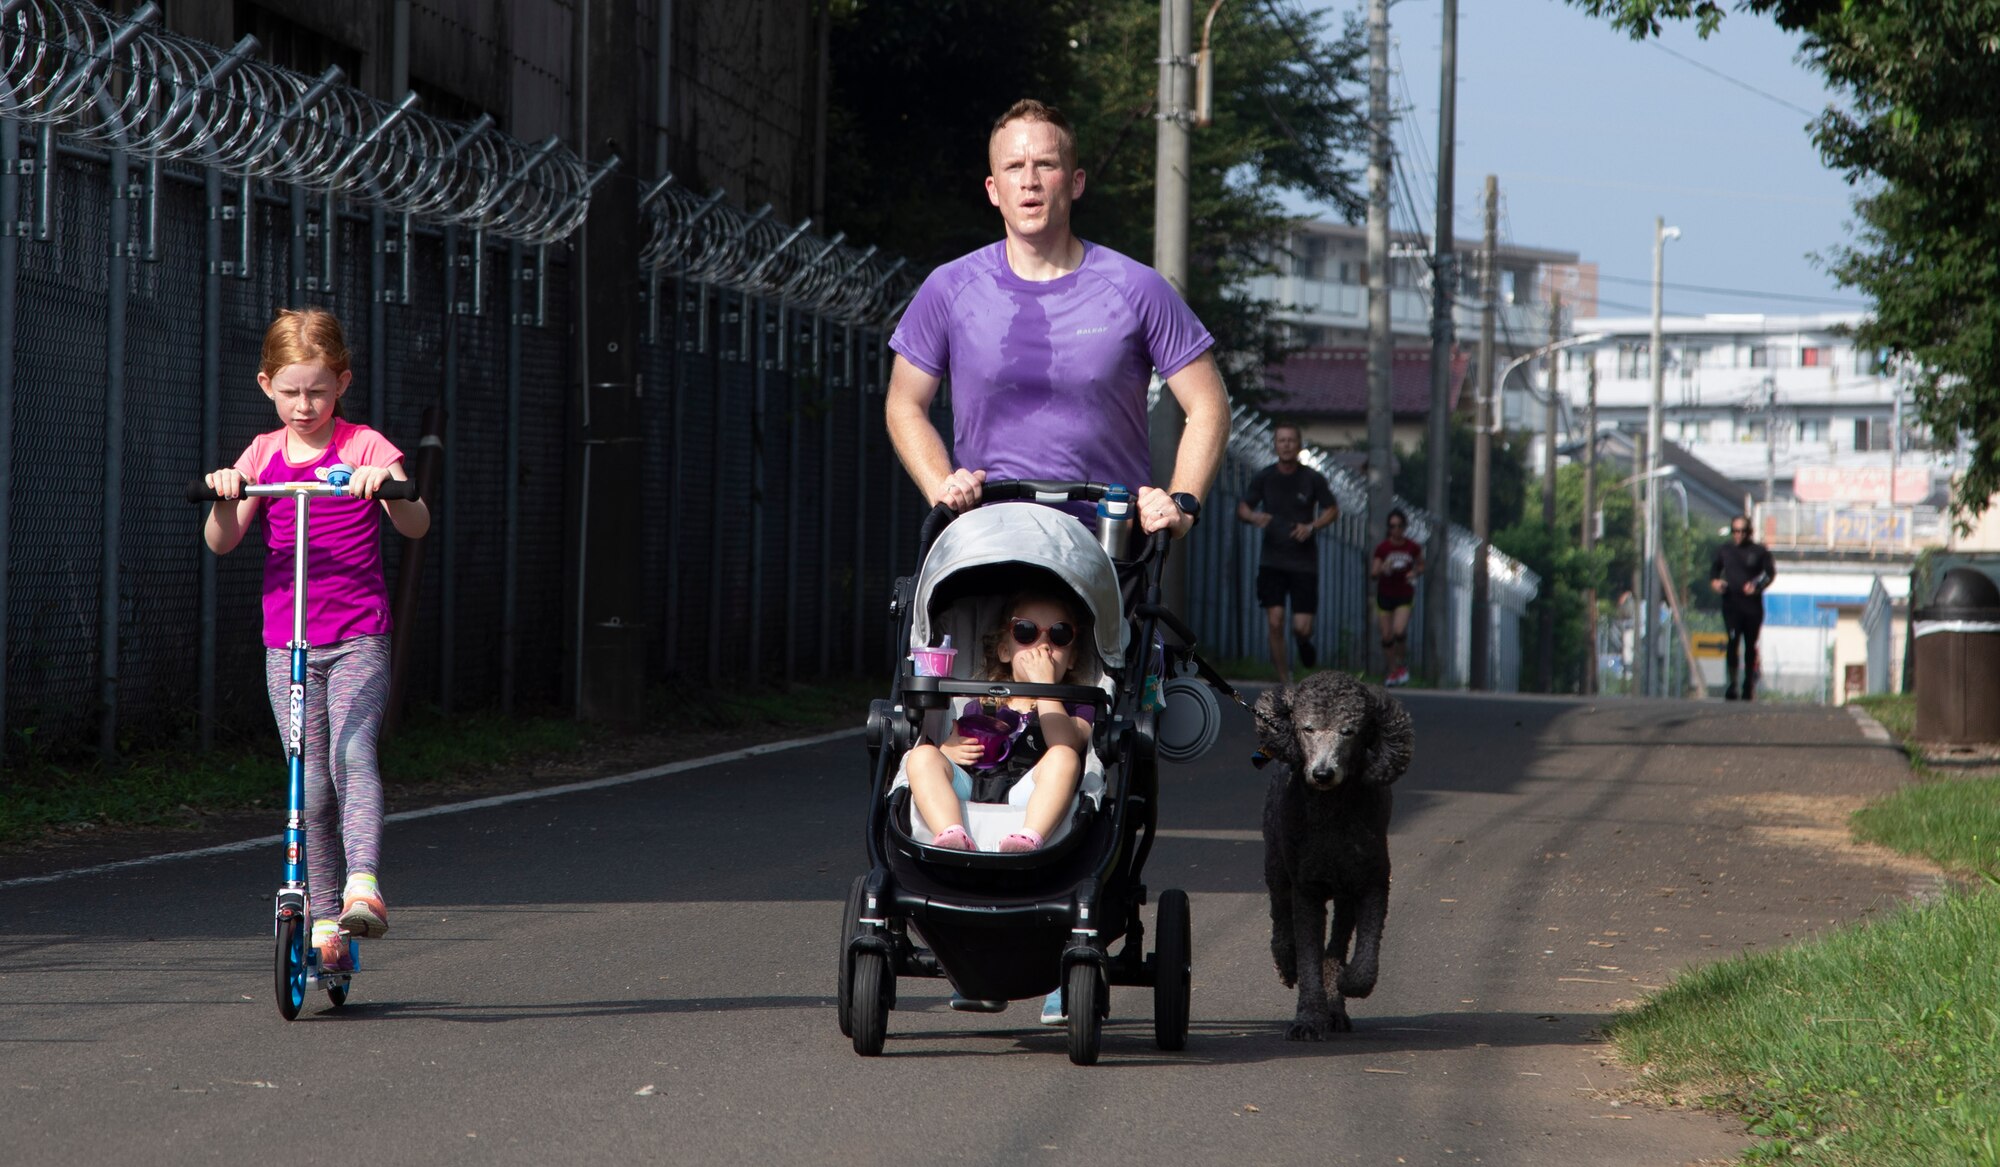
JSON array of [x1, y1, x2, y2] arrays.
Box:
[[1065, 962, 1103, 1066], [849, 950, 890, 1056]]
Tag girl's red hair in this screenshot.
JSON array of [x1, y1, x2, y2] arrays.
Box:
[[260, 307, 352, 379]]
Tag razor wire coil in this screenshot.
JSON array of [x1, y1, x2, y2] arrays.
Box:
[[642, 177, 916, 327], [0, 0, 597, 243]]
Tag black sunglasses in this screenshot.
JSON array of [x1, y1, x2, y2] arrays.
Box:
[[1011, 618, 1077, 648], [1731, 525, 1749, 535]]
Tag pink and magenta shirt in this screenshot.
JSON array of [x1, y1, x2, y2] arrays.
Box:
[[233, 419, 404, 648]]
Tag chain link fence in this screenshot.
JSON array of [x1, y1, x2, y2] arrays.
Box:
[[1179, 405, 1539, 689], [0, 1, 1534, 762]]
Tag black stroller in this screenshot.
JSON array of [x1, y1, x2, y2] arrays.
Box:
[[839, 480, 1234, 1065]]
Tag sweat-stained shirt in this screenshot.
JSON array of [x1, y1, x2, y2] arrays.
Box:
[[890, 240, 1212, 515]]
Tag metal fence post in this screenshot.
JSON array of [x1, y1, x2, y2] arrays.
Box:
[[664, 266, 684, 674], [440, 224, 459, 712], [502, 238, 522, 713], [749, 295, 765, 682], [0, 120, 18, 760], [102, 144, 130, 760], [783, 308, 800, 686], [816, 311, 832, 677], [199, 166, 221, 751], [706, 299, 724, 682], [848, 323, 864, 670]]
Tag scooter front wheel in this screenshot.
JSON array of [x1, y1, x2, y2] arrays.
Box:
[[274, 916, 307, 1021]]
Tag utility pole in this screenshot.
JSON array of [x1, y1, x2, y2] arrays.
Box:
[[1630, 426, 1646, 693], [1581, 361, 1598, 695], [1364, 0, 1393, 678], [1152, 0, 1193, 616], [1538, 292, 1561, 691], [1761, 376, 1778, 531], [571, 0, 644, 724], [1642, 217, 1669, 697], [1423, 0, 1456, 687], [1469, 175, 1496, 691]]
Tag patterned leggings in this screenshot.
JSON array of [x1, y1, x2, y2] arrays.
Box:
[[264, 634, 391, 922]]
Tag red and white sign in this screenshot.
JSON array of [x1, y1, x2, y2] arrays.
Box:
[[1793, 465, 1929, 504]]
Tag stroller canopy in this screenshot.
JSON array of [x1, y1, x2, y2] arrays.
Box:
[[912, 503, 1128, 669]]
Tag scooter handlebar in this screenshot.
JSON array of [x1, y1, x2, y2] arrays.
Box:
[[186, 477, 421, 503]]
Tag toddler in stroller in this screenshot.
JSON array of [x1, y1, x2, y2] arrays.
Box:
[[841, 481, 1228, 1064], [903, 588, 1094, 854]]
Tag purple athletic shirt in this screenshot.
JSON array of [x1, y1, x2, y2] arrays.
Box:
[[890, 240, 1213, 500], [234, 419, 404, 649]]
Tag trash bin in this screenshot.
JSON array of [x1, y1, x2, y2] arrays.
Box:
[[1912, 567, 2000, 744]]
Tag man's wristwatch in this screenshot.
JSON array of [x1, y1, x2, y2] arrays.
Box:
[[1170, 491, 1202, 527]]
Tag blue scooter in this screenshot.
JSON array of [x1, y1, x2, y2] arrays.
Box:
[[192, 467, 420, 1020]]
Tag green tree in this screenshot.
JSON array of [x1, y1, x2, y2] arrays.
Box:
[[1565, 0, 2000, 521], [1495, 461, 1711, 691], [825, 0, 1369, 382], [1392, 416, 1531, 532]]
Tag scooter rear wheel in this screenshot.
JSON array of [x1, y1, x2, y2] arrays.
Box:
[[274, 916, 307, 1021]]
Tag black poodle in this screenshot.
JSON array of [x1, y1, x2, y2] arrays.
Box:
[[1254, 670, 1414, 1040]]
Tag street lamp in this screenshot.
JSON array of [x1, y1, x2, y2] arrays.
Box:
[[1490, 331, 1611, 437], [1642, 219, 1680, 697]]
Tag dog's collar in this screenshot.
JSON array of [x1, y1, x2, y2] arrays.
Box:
[[1250, 749, 1273, 770]]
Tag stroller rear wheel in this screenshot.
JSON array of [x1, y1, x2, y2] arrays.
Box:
[[1152, 888, 1191, 1051], [1065, 962, 1103, 1066], [850, 949, 890, 1056], [835, 876, 866, 1037]]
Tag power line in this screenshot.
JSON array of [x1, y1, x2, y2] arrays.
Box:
[[1647, 41, 1822, 120], [1593, 270, 1864, 306]]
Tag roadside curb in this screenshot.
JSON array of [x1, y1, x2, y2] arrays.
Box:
[[0, 726, 860, 891]]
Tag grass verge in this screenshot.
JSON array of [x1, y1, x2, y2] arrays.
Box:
[[1848, 693, 2000, 876], [1607, 688, 2000, 1163], [0, 676, 881, 849], [1609, 887, 2000, 1165]]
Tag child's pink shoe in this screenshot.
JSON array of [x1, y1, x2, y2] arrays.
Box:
[[312, 921, 350, 972], [998, 830, 1044, 853], [930, 825, 976, 851]]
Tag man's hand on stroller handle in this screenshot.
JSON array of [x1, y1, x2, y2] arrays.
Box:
[[1136, 486, 1194, 537], [933, 467, 986, 512], [930, 477, 1192, 536]]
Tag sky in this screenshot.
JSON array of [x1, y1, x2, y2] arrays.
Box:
[[1304, 0, 1867, 320]]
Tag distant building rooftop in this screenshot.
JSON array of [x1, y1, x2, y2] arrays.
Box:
[[1263, 347, 1469, 418]]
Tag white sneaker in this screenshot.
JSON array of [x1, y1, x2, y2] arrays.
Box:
[[1039, 989, 1065, 1025]]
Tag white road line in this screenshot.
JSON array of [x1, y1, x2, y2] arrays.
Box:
[[0, 727, 860, 891]]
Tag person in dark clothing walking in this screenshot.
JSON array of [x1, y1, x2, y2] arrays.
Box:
[[1237, 423, 1338, 683], [1710, 515, 1776, 700]]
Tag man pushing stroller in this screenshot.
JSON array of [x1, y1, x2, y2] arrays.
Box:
[[883, 98, 1228, 537]]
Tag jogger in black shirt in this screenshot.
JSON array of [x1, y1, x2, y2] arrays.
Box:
[[1710, 515, 1776, 700]]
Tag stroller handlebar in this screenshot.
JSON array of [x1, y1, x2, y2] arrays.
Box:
[[978, 479, 1115, 505]]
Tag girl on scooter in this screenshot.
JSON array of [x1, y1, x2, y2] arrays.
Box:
[[202, 307, 430, 973]]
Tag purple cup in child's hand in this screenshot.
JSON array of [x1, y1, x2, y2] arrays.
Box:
[[955, 710, 1014, 766]]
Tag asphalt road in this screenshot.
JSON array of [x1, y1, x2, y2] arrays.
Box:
[[1, 689, 1929, 1166]]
